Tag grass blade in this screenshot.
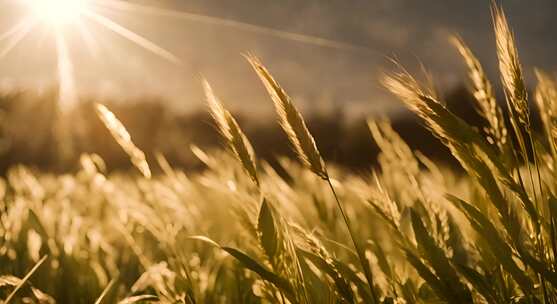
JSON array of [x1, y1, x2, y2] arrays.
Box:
[[4, 255, 48, 304], [409, 209, 471, 303]]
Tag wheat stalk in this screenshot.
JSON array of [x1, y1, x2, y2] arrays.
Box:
[[247, 54, 381, 303], [493, 4, 529, 128], [492, 5, 545, 249], [382, 68, 542, 296], [245, 54, 327, 180], [450, 35, 507, 148], [95, 104, 151, 178], [203, 79, 260, 187], [381, 71, 440, 132]]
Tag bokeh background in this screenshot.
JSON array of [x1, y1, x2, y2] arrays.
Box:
[[0, 0, 556, 173]]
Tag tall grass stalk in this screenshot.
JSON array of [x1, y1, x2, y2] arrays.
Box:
[[95, 104, 152, 179], [492, 4, 544, 214], [247, 54, 379, 303], [4, 255, 47, 304], [6, 3, 557, 303], [450, 35, 507, 151], [492, 9, 547, 297], [203, 79, 260, 187]]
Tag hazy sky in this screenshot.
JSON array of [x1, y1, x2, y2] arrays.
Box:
[[0, 0, 556, 116]]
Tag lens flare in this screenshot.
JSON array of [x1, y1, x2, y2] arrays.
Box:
[[0, 0, 372, 113], [1, 0, 180, 113], [22, 0, 89, 27]]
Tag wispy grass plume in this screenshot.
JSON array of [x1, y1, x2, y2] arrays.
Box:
[[95, 104, 151, 178], [203, 79, 260, 187], [492, 4, 544, 236], [247, 54, 379, 303], [450, 35, 507, 149], [245, 54, 327, 180], [493, 4, 529, 129], [382, 67, 538, 235]]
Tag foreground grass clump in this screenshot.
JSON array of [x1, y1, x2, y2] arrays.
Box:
[[3, 4, 557, 303]]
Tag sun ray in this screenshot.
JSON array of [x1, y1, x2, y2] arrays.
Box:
[[76, 19, 100, 58], [0, 16, 34, 42], [22, 0, 89, 27], [94, 0, 375, 53], [84, 11, 180, 63], [0, 0, 376, 116], [55, 31, 77, 111], [0, 17, 36, 58], [34, 25, 52, 50], [0, 0, 181, 109]]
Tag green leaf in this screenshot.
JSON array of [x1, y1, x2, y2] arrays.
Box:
[[299, 249, 355, 304], [28, 209, 49, 240], [333, 258, 373, 304], [518, 249, 557, 289], [368, 241, 392, 281], [409, 209, 471, 303], [297, 253, 333, 303], [446, 194, 534, 294], [189, 235, 295, 301], [258, 199, 278, 261], [367, 200, 399, 233], [455, 264, 499, 304], [403, 249, 445, 302], [446, 214, 469, 266], [222, 247, 295, 299]]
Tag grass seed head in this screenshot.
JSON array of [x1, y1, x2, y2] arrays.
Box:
[[450, 35, 507, 148], [203, 79, 260, 186], [95, 104, 151, 178], [246, 54, 327, 179], [493, 4, 529, 127]]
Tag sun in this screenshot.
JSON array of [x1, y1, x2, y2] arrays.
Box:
[[1, 0, 365, 114], [23, 0, 89, 27], [2, 0, 181, 112]]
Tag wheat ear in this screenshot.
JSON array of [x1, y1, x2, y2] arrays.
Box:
[[95, 104, 151, 178]]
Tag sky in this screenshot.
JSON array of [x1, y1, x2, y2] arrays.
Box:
[[0, 0, 556, 117]]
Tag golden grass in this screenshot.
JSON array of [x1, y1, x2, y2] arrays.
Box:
[[246, 54, 327, 180], [95, 103, 151, 178], [450, 35, 507, 148], [203, 79, 260, 187], [4, 4, 557, 304]]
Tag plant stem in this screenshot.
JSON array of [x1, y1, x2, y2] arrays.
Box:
[[326, 177, 379, 304], [5, 255, 48, 304], [527, 130, 550, 304]]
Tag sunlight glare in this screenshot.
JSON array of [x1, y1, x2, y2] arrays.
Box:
[[23, 0, 90, 27]]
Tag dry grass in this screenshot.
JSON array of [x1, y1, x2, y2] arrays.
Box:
[[246, 54, 327, 180], [203, 79, 259, 187], [450, 35, 507, 149], [3, 4, 557, 304], [95, 104, 151, 179]]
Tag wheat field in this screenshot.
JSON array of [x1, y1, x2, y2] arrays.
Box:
[[2, 5, 557, 303]]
